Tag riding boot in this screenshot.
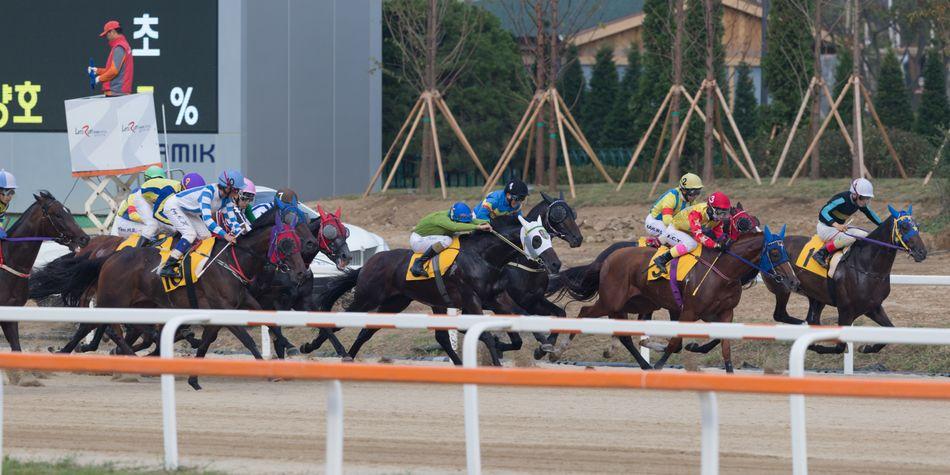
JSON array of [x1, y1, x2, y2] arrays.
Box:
[[812, 248, 831, 267], [160, 257, 181, 278], [138, 236, 155, 248], [410, 247, 438, 277], [652, 250, 674, 275]]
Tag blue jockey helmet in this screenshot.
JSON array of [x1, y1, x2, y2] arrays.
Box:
[[218, 170, 246, 190], [449, 202, 474, 223]]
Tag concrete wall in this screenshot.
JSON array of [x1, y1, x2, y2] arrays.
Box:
[[0, 0, 380, 212]]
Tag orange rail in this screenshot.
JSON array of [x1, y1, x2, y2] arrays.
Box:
[[1, 352, 950, 400]]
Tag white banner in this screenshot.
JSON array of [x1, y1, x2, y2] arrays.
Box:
[[65, 93, 161, 177]]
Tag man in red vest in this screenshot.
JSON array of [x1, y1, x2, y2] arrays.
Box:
[[87, 20, 134, 96]]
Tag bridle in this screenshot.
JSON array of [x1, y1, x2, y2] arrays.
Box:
[[541, 199, 576, 240], [0, 199, 82, 278]]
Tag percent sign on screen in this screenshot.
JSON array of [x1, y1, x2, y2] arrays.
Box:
[[170, 86, 199, 126]]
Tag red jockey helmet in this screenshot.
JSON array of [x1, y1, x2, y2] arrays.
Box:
[[707, 191, 731, 210]]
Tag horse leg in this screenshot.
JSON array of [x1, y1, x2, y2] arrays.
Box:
[[685, 339, 722, 354], [434, 330, 462, 365], [772, 290, 804, 325], [53, 323, 97, 354], [104, 325, 136, 356], [494, 332, 523, 354], [531, 298, 565, 354], [1, 322, 21, 352], [721, 339, 734, 373], [347, 328, 379, 360], [858, 305, 894, 353], [299, 329, 348, 358], [616, 334, 652, 370], [227, 326, 264, 360], [188, 326, 222, 390], [267, 325, 295, 359], [805, 298, 826, 326], [478, 332, 503, 366], [79, 325, 107, 352]]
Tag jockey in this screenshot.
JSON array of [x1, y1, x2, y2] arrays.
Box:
[[475, 178, 528, 220], [653, 192, 732, 274], [409, 202, 490, 278], [645, 173, 703, 239], [0, 170, 17, 239], [812, 178, 883, 267], [217, 178, 257, 234], [111, 166, 179, 239], [159, 170, 245, 278]]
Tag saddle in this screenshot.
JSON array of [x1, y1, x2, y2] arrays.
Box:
[[405, 236, 461, 282], [796, 235, 850, 279], [117, 233, 215, 292], [647, 245, 701, 282]]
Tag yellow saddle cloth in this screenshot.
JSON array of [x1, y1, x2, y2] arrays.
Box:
[[117, 234, 215, 292], [795, 235, 847, 279], [647, 245, 701, 281], [405, 236, 461, 281]]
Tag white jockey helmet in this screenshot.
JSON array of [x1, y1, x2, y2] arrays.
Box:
[[850, 178, 874, 198], [0, 169, 17, 189]]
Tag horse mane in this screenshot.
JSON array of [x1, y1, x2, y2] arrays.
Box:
[[488, 214, 521, 235], [525, 201, 546, 220], [248, 206, 279, 234], [5, 191, 55, 235]]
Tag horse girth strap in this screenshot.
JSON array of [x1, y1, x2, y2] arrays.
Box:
[[432, 253, 451, 305]]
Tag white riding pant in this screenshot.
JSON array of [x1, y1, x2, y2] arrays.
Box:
[[130, 192, 161, 239], [110, 215, 146, 237], [816, 222, 868, 250], [163, 196, 212, 246], [409, 233, 452, 254], [644, 215, 666, 238], [659, 225, 698, 255]]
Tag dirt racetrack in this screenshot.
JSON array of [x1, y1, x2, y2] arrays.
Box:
[[5, 363, 950, 474]]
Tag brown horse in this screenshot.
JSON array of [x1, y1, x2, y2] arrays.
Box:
[[0, 191, 89, 353], [559, 209, 799, 372], [762, 204, 927, 354]]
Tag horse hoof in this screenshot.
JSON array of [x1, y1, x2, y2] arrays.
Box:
[[286, 347, 301, 357], [684, 343, 699, 352], [533, 348, 545, 360], [724, 362, 735, 374], [187, 377, 202, 391], [858, 344, 879, 354], [299, 343, 314, 355], [47, 346, 57, 353], [642, 341, 668, 352], [342, 356, 354, 363], [602, 350, 612, 358], [540, 343, 554, 353]]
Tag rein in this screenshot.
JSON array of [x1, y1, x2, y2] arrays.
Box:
[[489, 228, 539, 263]]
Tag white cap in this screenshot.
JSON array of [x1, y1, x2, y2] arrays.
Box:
[[851, 178, 873, 198], [0, 169, 17, 189]]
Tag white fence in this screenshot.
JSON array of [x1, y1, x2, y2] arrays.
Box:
[[2, 306, 950, 474]]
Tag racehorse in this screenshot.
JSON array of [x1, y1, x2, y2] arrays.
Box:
[[31, 205, 314, 389], [0, 191, 89, 360], [762, 204, 926, 354], [552, 207, 800, 371], [309, 214, 562, 366]]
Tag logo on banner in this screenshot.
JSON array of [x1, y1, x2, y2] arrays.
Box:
[[122, 121, 152, 134], [74, 124, 108, 137]]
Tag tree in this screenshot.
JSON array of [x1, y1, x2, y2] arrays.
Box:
[[583, 46, 619, 148], [637, 0, 673, 137], [732, 62, 758, 139], [762, 0, 814, 125], [832, 46, 853, 128], [602, 46, 642, 148], [915, 51, 950, 142], [680, 0, 723, 174], [874, 49, 913, 132], [558, 45, 586, 111]]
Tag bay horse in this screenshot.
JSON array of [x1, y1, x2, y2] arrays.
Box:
[[556, 207, 800, 372], [0, 191, 89, 353], [32, 205, 313, 389], [309, 214, 562, 366], [762, 204, 927, 354]]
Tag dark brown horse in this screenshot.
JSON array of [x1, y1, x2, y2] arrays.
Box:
[[0, 191, 89, 357], [309, 214, 562, 366], [763, 204, 927, 354], [556, 209, 800, 371]]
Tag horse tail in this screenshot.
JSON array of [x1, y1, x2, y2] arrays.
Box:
[[316, 268, 361, 311], [547, 241, 642, 302], [29, 253, 107, 306]]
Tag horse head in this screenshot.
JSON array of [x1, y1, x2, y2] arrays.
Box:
[[535, 191, 583, 248], [517, 214, 562, 274], [31, 191, 90, 251], [888, 204, 927, 262], [315, 205, 351, 271], [762, 224, 800, 292]]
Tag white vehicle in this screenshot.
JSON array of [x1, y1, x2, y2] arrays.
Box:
[[33, 186, 388, 279]]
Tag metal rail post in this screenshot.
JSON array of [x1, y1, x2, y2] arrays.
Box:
[[789, 329, 841, 475], [462, 320, 513, 475], [326, 379, 344, 475], [159, 314, 210, 471]]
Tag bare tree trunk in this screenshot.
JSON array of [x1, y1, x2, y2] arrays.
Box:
[[420, 0, 439, 193], [702, 0, 716, 183], [547, 0, 559, 190], [533, 1, 546, 187], [851, 0, 862, 179], [669, 0, 684, 183], [809, 0, 822, 179]]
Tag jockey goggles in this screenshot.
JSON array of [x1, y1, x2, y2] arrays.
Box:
[[0, 189, 14, 197]]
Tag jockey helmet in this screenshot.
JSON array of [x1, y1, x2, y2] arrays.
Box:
[[181, 173, 205, 189], [144, 165, 165, 180], [449, 202, 474, 223], [505, 179, 528, 200], [0, 169, 17, 189], [850, 178, 874, 199], [241, 178, 257, 201], [218, 170, 246, 190], [679, 173, 703, 191], [707, 192, 731, 221]]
